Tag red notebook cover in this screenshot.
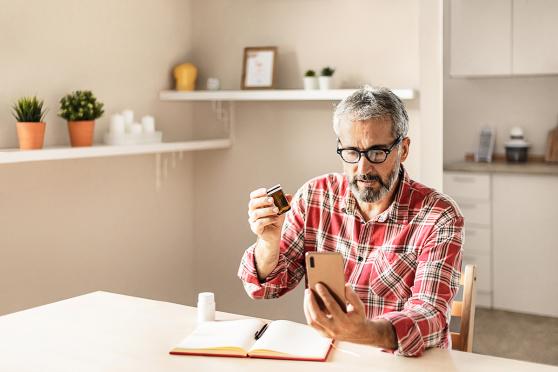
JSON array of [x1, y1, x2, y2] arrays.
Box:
[[169, 341, 333, 362]]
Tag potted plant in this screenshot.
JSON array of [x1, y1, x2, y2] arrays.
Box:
[[303, 69, 318, 90], [58, 90, 104, 147], [319, 66, 336, 90], [12, 96, 48, 150]]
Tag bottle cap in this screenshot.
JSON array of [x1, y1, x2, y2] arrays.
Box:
[[198, 292, 215, 304]]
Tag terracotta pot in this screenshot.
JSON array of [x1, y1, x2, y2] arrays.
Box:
[[67, 120, 95, 147], [16, 122, 46, 150]]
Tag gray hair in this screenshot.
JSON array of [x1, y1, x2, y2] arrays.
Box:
[[333, 86, 409, 139]]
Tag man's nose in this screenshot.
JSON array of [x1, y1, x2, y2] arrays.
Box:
[[357, 155, 376, 174]]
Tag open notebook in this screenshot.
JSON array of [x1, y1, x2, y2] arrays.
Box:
[[170, 319, 333, 362]]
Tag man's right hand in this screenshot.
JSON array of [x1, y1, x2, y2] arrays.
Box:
[[248, 188, 292, 244], [247, 188, 292, 280]]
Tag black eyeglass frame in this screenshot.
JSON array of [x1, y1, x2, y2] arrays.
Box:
[[336, 136, 402, 164]]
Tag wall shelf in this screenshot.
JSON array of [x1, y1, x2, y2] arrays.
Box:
[[159, 88, 416, 102], [0, 139, 232, 165]]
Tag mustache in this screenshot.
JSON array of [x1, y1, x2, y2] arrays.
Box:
[[354, 174, 382, 182], [351, 173, 388, 188]]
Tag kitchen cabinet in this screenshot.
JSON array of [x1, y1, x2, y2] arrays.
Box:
[[450, 0, 558, 76], [450, 0, 512, 76], [445, 170, 558, 316], [492, 174, 558, 317], [513, 0, 558, 75], [444, 172, 493, 307]]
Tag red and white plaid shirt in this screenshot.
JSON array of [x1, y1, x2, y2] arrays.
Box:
[[238, 166, 464, 357]]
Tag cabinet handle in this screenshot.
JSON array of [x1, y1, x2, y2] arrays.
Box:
[[453, 176, 476, 183], [465, 229, 476, 236]]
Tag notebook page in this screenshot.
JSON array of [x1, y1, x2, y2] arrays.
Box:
[[176, 319, 264, 351], [249, 320, 332, 358]]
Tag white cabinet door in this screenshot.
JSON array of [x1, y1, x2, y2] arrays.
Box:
[[513, 0, 558, 75], [492, 174, 558, 317], [458, 201, 491, 226], [463, 254, 492, 293], [464, 226, 491, 256], [444, 172, 491, 201], [450, 0, 512, 76]]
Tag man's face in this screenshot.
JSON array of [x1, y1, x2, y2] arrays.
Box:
[[337, 117, 409, 204]]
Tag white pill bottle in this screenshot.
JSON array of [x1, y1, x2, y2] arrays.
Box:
[[197, 292, 215, 323]]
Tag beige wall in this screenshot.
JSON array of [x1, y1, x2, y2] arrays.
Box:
[[443, 2, 558, 164], [189, 0, 442, 321], [0, 1, 444, 321], [0, 0, 197, 314]]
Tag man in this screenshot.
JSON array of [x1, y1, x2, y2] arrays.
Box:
[[238, 86, 463, 357]]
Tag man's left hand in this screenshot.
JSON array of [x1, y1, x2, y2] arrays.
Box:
[[304, 283, 397, 349]]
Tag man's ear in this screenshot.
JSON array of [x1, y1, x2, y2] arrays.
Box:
[[399, 137, 411, 163]]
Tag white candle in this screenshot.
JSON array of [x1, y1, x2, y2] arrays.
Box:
[[122, 110, 134, 125], [130, 123, 143, 134], [141, 115, 155, 133], [206, 78, 220, 91], [109, 114, 125, 134]]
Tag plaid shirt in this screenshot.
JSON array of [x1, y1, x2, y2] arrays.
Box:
[[238, 166, 464, 357]]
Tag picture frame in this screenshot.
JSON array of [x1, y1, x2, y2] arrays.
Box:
[[241, 47, 277, 89]]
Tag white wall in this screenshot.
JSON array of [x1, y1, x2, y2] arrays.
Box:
[[419, 0, 444, 190], [189, 0, 444, 321], [0, 0, 197, 314]]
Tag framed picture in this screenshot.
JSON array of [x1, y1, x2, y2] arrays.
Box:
[[241, 47, 277, 89]]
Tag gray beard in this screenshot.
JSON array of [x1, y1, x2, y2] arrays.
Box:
[[350, 162, 400, 203]]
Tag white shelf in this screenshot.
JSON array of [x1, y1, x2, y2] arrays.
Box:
[[0, 139, 232, 164], [159, 88, 416, 102]]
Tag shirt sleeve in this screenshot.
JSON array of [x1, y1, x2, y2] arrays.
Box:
[[376, 208, 464, 357], [237, 184, 309, 299]]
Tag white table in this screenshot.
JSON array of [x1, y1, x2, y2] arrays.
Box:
[[0, 291, 555, 372]]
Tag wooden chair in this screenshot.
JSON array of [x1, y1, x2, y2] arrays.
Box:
[[450, 264, 477, 352]]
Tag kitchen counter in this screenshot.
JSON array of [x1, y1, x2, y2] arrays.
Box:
[[444, 160, 558, 176]]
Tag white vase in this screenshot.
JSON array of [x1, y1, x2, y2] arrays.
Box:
[[303, 77, 318, 90], [319, 76, 333, 90]]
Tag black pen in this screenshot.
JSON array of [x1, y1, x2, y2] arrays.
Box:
[[254, 323, 269, 340]]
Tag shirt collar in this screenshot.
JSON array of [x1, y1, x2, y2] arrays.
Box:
[[341, 165, 411, 224]]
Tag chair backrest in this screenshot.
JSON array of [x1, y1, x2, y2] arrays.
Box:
[[451, 264, 477, 352]]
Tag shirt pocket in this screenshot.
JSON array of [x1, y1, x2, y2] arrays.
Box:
[[368, 249, 417, 302]]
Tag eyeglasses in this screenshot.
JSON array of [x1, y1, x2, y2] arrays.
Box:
[[336, 136, 402, 164]]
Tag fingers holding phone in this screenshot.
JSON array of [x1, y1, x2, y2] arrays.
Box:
[[304, 254, 375, 344], [344, 283, 366, 316]]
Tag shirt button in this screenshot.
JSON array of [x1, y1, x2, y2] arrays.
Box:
[[357, 256, 363, 262]]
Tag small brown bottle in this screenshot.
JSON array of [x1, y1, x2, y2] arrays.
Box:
[[267, 184, 291, 215]]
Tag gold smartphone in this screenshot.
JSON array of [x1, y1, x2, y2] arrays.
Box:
[[305, 251, 347, 312]]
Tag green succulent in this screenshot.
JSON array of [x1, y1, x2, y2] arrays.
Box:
[[304, 70, 316, 77], [12, 96, 48, 123], [320, 66, 335, 77], [58, 90, 104, 121]]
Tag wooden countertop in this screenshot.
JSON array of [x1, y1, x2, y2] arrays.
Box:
[[444, 161, 558, 176], [445, 153, 558, 176]]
